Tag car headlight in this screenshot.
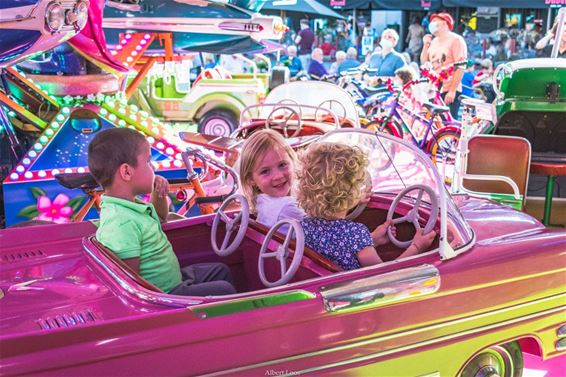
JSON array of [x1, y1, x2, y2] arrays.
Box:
[[67, 1, 89, 31], [45, 2, 65, 32]]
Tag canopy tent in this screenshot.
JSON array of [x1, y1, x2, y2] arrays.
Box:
[[442, 0, 560, 7], [260, 0, 345, 19], [318, 0, 441, 11]]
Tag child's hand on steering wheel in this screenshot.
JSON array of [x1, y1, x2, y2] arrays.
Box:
[[411, 229, 437, 252], [372, 220, 394, 246]]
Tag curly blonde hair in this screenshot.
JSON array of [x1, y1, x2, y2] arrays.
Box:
[[297, 142, 368, 219], [238, 129, 297, 212]]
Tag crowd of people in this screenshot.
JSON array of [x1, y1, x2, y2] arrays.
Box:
[[276, 12, 564, 118]]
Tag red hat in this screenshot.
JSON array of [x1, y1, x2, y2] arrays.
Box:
[[430, 12, 454, 31]]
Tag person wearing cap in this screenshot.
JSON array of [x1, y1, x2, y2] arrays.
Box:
[[420, 12, 467, 118]]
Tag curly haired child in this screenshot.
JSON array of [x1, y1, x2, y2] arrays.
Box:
[[239, 129, 305, 228], [296, 142, 436, 270]]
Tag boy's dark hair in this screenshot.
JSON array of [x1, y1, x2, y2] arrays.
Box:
[[88, 128, 147, 188]]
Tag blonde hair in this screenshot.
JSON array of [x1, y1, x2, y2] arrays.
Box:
[[238, 129, 297, 212], [297, 142, 368, 219]]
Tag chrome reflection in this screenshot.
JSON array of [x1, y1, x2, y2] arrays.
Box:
[[320, 264, 440, 313]]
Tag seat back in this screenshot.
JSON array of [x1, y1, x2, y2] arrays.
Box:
[[462, 135, 531, 208]]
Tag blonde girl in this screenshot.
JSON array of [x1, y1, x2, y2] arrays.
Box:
[[239, 129, 304, 227], [296, 142, 435, 270]]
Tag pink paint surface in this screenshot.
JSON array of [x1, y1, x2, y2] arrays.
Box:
[[524, 353, 566, 377]]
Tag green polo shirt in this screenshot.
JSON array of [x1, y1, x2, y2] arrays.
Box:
[[96, 195, 182, 292]]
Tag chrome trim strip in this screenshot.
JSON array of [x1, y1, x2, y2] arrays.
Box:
[[320, 264, 440, 313], [83, 239, 202, 307], [203, 297, 566, 376], [83, 238, 315, 310]]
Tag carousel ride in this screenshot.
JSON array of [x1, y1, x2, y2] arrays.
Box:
[[0, 0, 286, 226]]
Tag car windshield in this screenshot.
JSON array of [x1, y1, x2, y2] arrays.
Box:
[[319, 129, 475, 255]]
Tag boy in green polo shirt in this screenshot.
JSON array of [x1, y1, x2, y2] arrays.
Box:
[[88, 128, 236, 296]]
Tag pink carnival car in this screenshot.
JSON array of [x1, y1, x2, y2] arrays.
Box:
[[1, 129, 564, 376]]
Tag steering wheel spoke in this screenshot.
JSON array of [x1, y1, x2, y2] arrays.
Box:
[[279, 256, 287, 277], [261, 250, 279, 259], [258, 219, 304, 288], [265, 106, 303, 137], [219, 211, 231, 223], [211, 194, 249, 257], [414, 189, 425, 209], [392, 214, 410, 225], [220, 231, 233, 250], [315, 99, 346, 126], [411, 216, 422, 230]]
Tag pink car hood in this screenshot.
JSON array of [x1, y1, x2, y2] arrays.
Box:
[[0, 222, 165, 337]]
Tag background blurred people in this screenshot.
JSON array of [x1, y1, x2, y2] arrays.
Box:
[[368, 28, 406, 77], [295, 19, 315, 70], [406, 16, 425, 63], [338, 47, 361, 73], [329, 50, 346, 75], [307, 48, 328, 79], [282, 45, 303, 77], [421, 12, 467, 118], [319, 34, 336, 58]]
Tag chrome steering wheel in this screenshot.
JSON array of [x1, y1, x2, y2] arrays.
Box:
[[259, 219, 304, 287], [211, 194, 249, 257], [386, 185, 438, 249]]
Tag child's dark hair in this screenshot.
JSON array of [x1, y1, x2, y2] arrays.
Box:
[[88, 128, 147, 188], [394, 66, 417, 85]]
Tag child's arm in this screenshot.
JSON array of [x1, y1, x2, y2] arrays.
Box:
[[122, 257, 141, 274], [357, 246, 384, 267], [151, 175, 170, 222]]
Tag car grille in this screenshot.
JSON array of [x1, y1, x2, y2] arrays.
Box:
[[1, 250, 45, 263]]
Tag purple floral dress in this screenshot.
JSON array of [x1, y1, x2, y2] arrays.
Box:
[[301, 217, 373, 271]]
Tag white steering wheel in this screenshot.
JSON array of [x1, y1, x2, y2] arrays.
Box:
[[386, 185, 438, 249], [258, 219, 304, 288], [211, 194, 249, 257], [265, 106, 303, 138]]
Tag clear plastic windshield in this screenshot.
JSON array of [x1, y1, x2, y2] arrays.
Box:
[[319, 129, 474, 254]]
